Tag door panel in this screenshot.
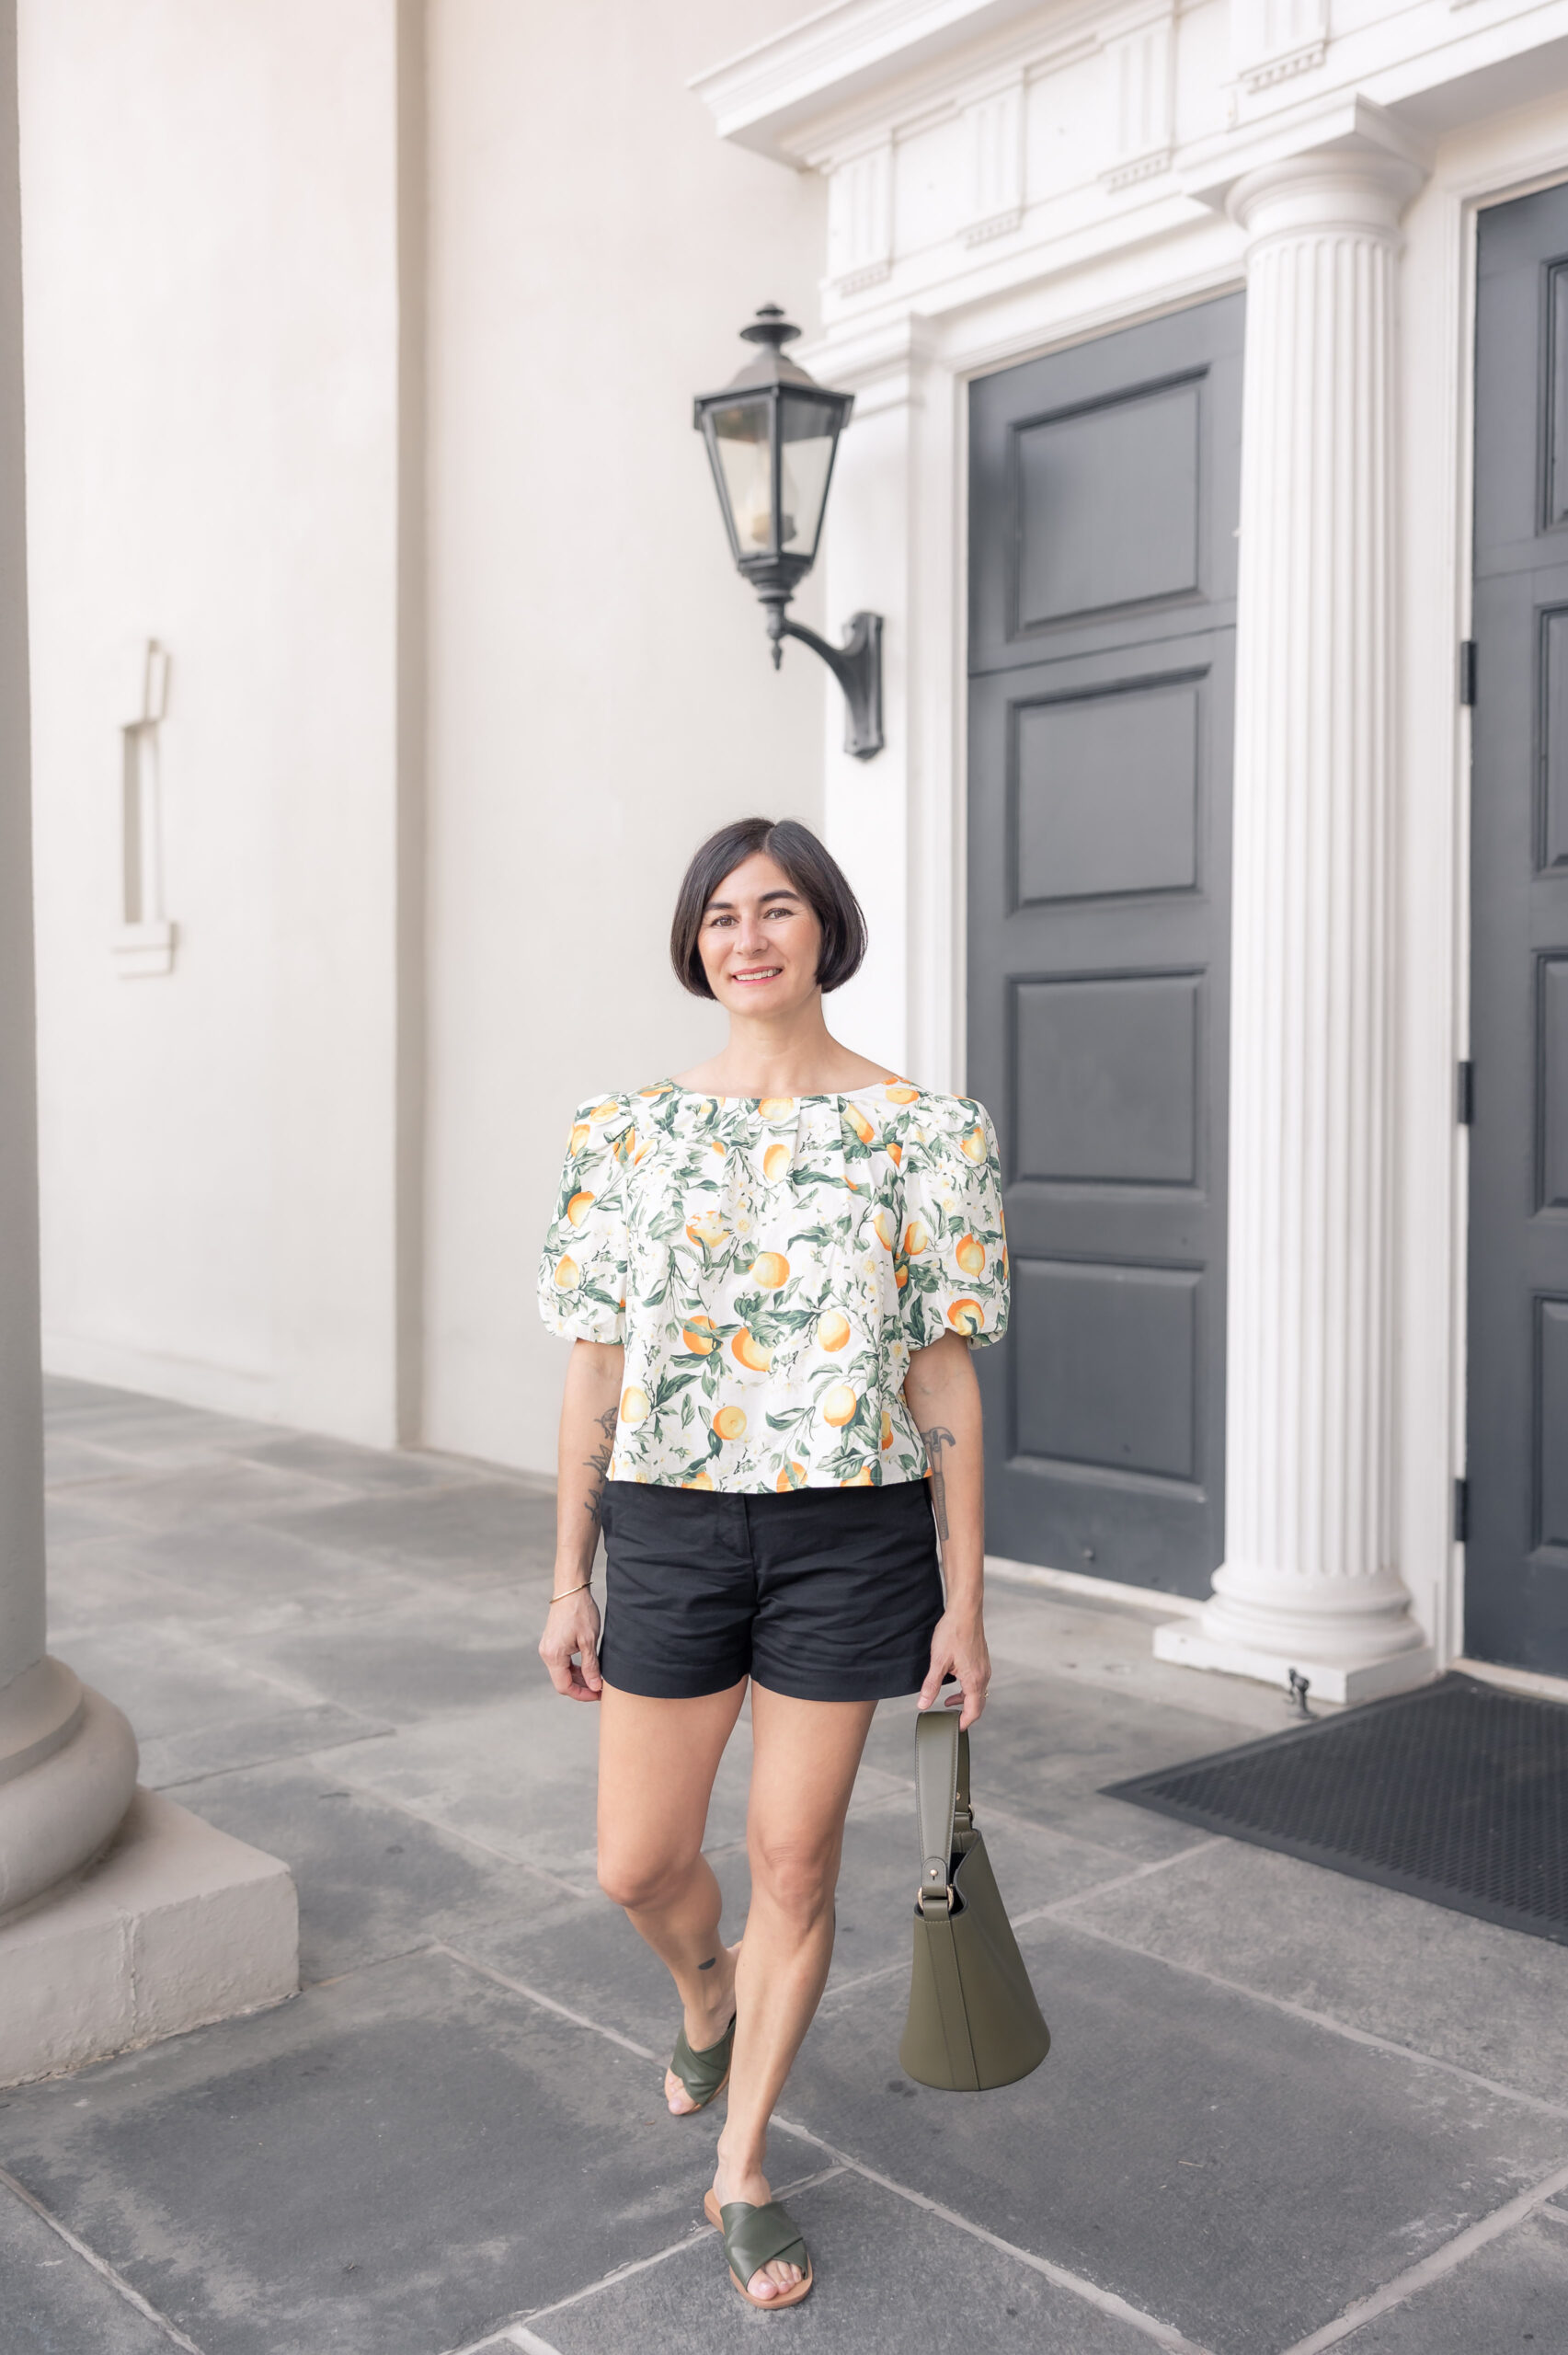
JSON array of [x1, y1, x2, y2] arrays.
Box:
[[968, 294, 1243, 1594], [1469, 181, 1568, 1674]]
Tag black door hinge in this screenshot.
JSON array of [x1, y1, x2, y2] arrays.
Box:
[[1459, 640, 1477, 706], [1457, 1061, 1474, 1125], [1453, 1476, 1469, 1544]]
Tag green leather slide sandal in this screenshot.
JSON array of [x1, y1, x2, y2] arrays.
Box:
[[668, 2012, 736, 2111], [702, 2188, 814, 2309]]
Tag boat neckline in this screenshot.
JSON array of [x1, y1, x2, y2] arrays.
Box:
[[652, 1077, 916, 1105]]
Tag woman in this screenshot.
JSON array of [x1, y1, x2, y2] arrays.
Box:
[[536, 816, 1008, 2311]]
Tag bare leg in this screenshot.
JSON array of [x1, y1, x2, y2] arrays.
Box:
[[596, 1678, 748, 2113], [714, 1686, 877, 2301]]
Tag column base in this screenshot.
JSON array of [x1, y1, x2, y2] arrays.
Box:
[[1151, 1617, 1436, 1705], [0, 1786, 298, 2088]]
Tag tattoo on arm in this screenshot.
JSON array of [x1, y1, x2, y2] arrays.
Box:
[[581, 1402, 619, 1525], [921, 1424, 957, 1543]]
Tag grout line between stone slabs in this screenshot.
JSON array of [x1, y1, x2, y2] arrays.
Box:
[[1056, 1913, 1568, 2121], [1013, 1832, 1231, 1923], [431, 1941, 659, 2060], [1274, 2155, 1568, 2355], [437, 2170, 849, 2355], [766, 2118, 1215, 2354], [0, 2163, 207, 2355]]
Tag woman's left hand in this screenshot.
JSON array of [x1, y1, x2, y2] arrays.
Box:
[[918, 1610, 991, 1730]]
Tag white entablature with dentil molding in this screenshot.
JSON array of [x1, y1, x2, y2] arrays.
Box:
[[692, 0, 1568, 329]]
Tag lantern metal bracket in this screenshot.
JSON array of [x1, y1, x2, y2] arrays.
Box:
[[764, 601, 884, 762]]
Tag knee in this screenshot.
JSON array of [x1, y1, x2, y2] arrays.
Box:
[[750, 1832, 838, 1927], [597, 1846, 691, 1915]]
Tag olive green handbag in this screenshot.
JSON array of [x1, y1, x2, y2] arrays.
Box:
[[898, 1708, 1050, 2091]]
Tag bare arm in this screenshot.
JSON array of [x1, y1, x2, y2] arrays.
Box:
[[537, 1339, 623, 1702], [902, 1330, 990, 1729]]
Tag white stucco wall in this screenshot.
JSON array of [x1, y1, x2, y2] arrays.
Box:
[[20, 1, 829, 1470], [21, 0, 406, 1440], [422, 1, 828, 1472]]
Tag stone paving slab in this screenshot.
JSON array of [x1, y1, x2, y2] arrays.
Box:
[[0, 1948, 719, 2355], [1332, 2206, 1568, 2351], [774, 1917, 1568, 2355], [38, 1393, 288, 1465], [241, 1585, 552, 1723], [231, 1432, 489, 1493], [325, 1689, 753, 1894], [265, 1483, 559, 1583], [1067, 1834, 1568, 2106], [521, 2166, 1176, 2355], [180, 1758, 583, 1982], [47, 1522, 432, 1637], [41, 1459, 359, 1534], [0, 2180, 179, 2355], [137, 1703, 395, 1791], [47, 1617, 300, 1744], [982, 1582, 1316, 1737], [42, 1432, 154, 1490]]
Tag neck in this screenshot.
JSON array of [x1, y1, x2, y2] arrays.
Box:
[[682, 996, 877, 1100]]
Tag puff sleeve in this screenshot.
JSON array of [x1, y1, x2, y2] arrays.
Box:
[[537, 1095, 631, 1344], [897, 1097, 1010, 1351]]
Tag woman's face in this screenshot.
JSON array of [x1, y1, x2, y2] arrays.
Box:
[[696, 851, 823, 1019]]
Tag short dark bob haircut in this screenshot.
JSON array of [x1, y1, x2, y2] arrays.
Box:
[[670, 817, 867, 1002]]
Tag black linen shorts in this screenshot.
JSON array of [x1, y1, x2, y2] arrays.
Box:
[[598, 1478, 944, 1703]]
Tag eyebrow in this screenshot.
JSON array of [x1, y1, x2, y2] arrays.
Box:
[[704, 888, 803, 913]]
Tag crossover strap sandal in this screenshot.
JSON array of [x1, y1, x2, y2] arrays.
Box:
[[702, 2189, 814, 2309], [668, 2012, 736, 2112]]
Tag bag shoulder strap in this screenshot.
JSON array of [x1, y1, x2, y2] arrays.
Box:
[[914, 1708, 970, 1911]]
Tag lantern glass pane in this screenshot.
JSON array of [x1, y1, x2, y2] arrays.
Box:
[[711, 399, 776, 557], [778, 408, 837, 560]]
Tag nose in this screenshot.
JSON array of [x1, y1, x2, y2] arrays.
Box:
[[734, 911, 770, 959]]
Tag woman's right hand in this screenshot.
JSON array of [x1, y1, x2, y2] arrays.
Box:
[[539, 1586, 604, 1702]]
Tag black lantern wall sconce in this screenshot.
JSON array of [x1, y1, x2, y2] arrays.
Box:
[[693, 306, 884, 761]]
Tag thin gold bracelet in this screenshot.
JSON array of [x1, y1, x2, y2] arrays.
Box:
[[549, 1578, 593, 1604]]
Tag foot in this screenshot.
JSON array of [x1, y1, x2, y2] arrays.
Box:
[[665, 1942, 739, 2116], [710, 2155, 804, 2303]]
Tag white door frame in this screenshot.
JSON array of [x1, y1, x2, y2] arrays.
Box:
[[807, 96, 1568, 1676]]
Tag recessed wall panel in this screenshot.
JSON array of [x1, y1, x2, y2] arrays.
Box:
[[1538, 1299, 1568, 1548], [1540, 608, 1568, 870], [1013, 677, 1201, 905], [1542, 956, 1568, 1209], [1548, 264, 1568, 533], [1014, 972, 1199, 1185], [1015, 382, 1200, 631], [1013, 1258, 1199, 1483]]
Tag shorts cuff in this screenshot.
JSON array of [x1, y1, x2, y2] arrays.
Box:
[[749, 1660, 933, 1704], [601, 1663, 750, 1701]]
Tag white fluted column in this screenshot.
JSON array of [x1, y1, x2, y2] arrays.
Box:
[[0, 0, 139, 1918], [1156, 145, 1435, 1705], [0, 2, 294, 2083]]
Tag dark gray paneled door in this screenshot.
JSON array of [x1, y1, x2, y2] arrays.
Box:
[[1469, 186, 1568, 1675], [967, 295, 1243, 1595]]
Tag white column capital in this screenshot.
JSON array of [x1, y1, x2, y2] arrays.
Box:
[[1227, 143, 1425, 241]]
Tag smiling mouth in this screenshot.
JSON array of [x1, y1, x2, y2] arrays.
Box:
[[732, 967, 784, 984]]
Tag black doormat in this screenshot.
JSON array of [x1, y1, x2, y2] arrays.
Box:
[[1103, 1673, 1568, 1945]]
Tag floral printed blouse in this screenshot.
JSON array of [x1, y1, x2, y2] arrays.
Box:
[[537, 1080, 1009, 1492]]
